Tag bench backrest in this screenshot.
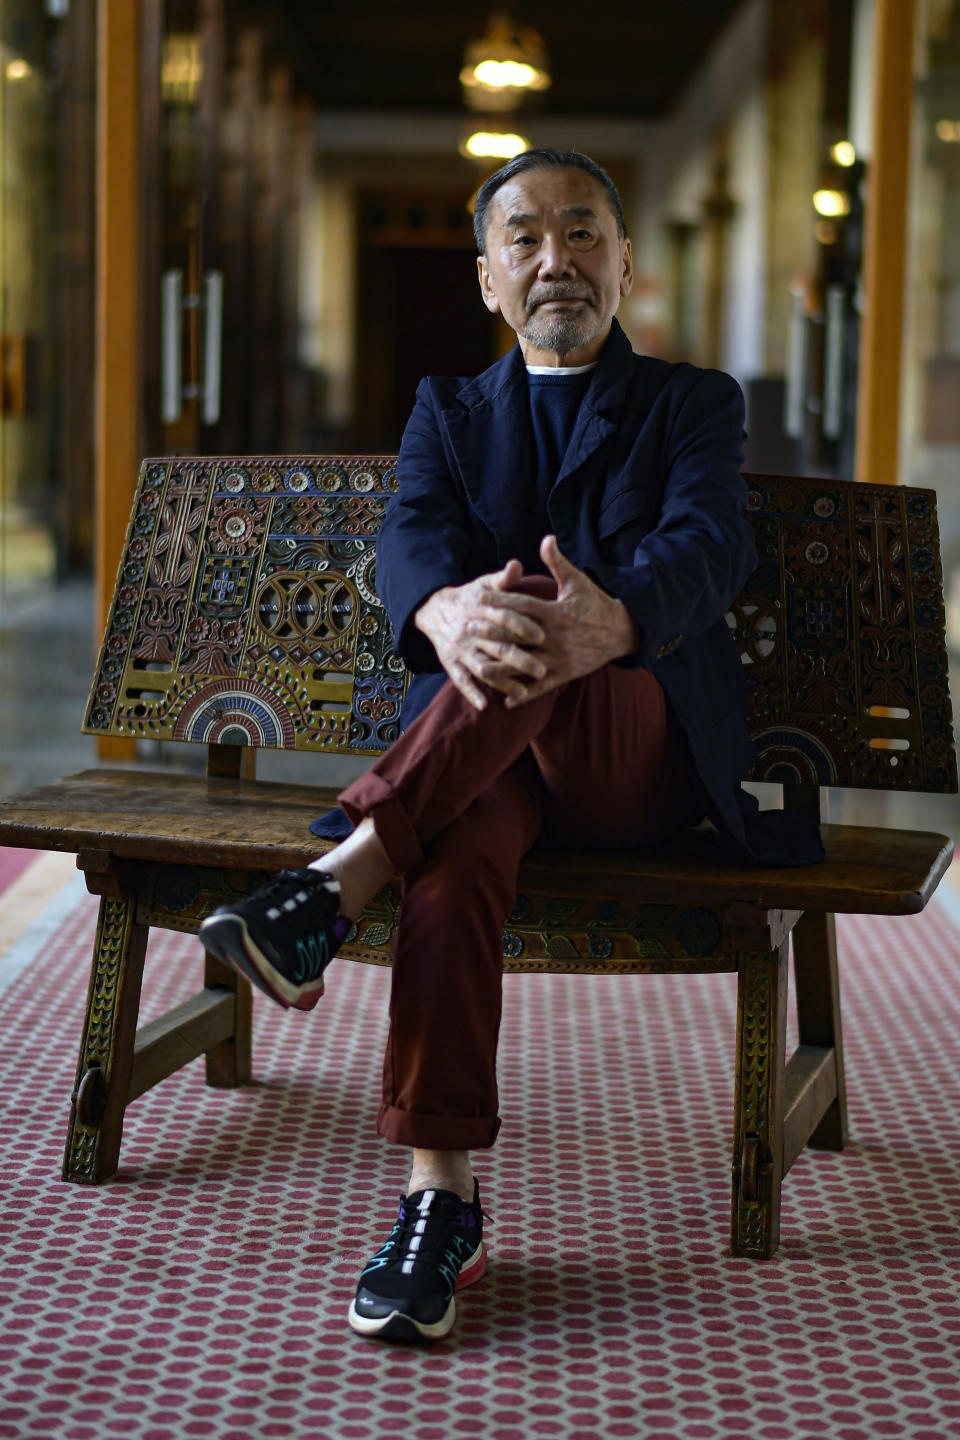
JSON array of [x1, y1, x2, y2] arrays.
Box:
[[84, 456, 957, 794]]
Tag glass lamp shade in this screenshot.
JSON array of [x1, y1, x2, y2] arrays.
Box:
[[460, 13, 550, 113]]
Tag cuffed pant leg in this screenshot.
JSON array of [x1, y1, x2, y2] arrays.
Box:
[[376, 760, 541, 1150]]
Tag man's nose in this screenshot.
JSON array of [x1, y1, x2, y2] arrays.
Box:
[[537, 236, 575, 278]]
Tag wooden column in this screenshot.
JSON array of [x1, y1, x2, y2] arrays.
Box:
[[854, 0, 916, 486], [95, 0, 142, 759], [139, 0, 164, 456]]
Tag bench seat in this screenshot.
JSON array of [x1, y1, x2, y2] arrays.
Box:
[[0, 767, 950, 920]]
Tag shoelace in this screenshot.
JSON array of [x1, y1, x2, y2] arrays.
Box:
[[382, 1194, 476, 1265], [257, 869, 334, 904]]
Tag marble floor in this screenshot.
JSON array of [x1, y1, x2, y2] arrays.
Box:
[[0, 577, 958, 844]]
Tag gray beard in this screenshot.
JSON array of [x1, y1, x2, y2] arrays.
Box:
[[519, 305, 604, 359]]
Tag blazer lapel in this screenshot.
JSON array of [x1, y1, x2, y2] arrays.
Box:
[[552, 319, 635, 493], [439, 345, 533, 541]]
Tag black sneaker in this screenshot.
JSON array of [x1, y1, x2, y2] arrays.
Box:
[[198, 868, 351, 1012], [347, 1182, 486, 1342]]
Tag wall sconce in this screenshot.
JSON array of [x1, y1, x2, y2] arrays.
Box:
[[813, 189, 851, 217], [830, 141, 857, 167], [162, 34, 203, 106]]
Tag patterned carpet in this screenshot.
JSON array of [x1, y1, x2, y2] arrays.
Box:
[[0, 847, 41, 892], [2, 876, 960, 1440]]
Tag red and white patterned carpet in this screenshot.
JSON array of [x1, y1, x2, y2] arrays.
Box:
[[2, 866, 960, 1440]]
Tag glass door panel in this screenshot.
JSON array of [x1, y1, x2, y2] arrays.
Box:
[[0, 0, 95, 601], [903, 0, 960, 645]]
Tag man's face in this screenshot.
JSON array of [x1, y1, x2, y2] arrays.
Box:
[[477, 167, 633, 367]]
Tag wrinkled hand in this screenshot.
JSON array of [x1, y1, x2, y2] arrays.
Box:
[[504, 535, 639, 707], [414, 538, 640, 711], [414, 559, 549, 711]]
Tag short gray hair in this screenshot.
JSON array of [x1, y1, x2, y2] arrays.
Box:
[[473, 149, 627, 253]]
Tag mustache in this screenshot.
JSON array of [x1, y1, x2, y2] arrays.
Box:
[[526, 285, 594, 313]]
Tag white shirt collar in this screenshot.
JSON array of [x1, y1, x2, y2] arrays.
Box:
[[525, 362, 598, 376]]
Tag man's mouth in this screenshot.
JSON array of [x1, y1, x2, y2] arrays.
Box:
[[528, 293, 591, 312]]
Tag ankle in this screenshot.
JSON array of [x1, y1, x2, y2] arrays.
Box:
[[308, 819, 393, 921], [408, 1150, 474, 1204], [407, 1175, 475, 1205], [313, 855, 362, 921], [326, 866, 390, 923]]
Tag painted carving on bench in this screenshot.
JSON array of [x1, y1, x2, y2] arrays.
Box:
[[86, 461, 956, 794], [139, 863, 272, 934], [85, 457, 402, 755], [732, 477, 956, 794], [172, 680, 299, 747], [63, 896, 137, 1183], [142, 861, 736, 976], [337, 886, 734, 973], [732, 948, 779, 1256]]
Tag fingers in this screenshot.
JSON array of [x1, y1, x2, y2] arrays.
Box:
[[466, 642, 538, 697], [473, 635, 547, 681], [488, 557, 525, 591], [457, 666, 521, 707], [448, 661, 488, 712], [504, 688, 533, 709], [442, 638, 542, 707], [473, 594, 546, 647], [504, 673, 556, 708], [466, 619, 544, 662], [540, 534, 581, 588]]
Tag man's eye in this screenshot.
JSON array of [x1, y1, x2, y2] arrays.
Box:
[[571, 229, 594, 241], [513, 235, 535, 247]]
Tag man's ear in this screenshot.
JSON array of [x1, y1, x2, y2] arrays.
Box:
[[477, 255, 501, 314], [620, 238, 634, 299]]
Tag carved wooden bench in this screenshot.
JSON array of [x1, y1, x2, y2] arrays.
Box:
[[0, 455, 955, 1261]]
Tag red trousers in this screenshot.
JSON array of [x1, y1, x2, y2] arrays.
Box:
[[338, 580, 702, 1150]]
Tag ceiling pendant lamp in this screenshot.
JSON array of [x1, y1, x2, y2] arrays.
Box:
[[460, 12, 551, 113]]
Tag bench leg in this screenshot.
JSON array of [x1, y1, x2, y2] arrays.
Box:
[[203, 950, 252, 1088], [731, 939, 789, 1258], [62, 894, 148, 1184], [792, 910, 848, 1151]]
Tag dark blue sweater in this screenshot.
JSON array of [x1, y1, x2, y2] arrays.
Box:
[[521, 369, 593, 573]]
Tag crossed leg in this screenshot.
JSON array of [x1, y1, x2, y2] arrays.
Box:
[[313, 631, 701, 1193], [200, 609, 702, 1340]]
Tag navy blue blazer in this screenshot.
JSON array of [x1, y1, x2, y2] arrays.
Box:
[[315, 320, 822, 866]]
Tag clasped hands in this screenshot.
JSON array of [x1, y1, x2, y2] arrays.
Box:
[[414, 534, 640, 712]]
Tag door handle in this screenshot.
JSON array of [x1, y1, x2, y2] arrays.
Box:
[[202, 270, 223, 426], [822, 283, 845, 440], [784, 283, 808, 441], [161, 269, 183, 424]]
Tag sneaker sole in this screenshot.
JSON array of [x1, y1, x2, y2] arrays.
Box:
[[346, 1296, 457, 1343], [199, 913, 325, 1012], [346, 1242, 486, 1342]]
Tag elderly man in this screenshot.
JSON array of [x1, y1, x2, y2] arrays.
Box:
[[200, 149, 819, 1343]]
